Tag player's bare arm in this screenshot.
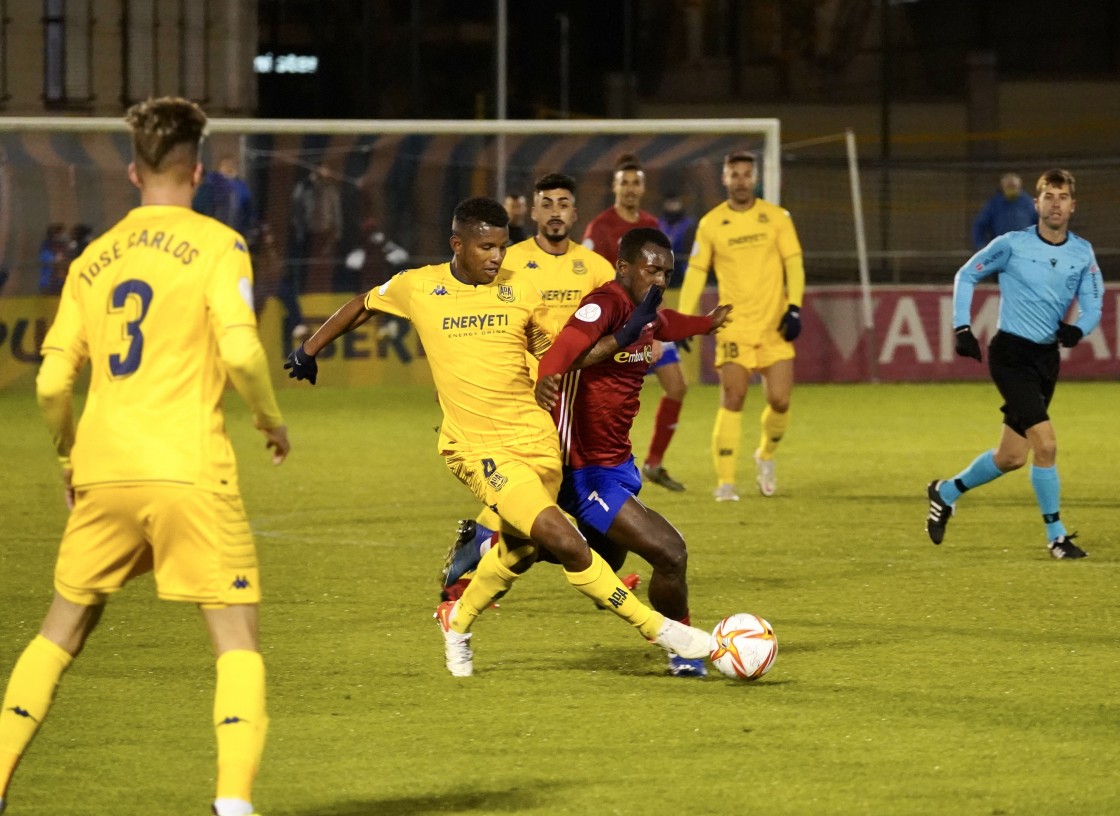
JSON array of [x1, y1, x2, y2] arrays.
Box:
[[286, 293, 379, 384], [305, 294, 378, 355]]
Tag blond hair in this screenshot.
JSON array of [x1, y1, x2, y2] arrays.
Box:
[[124, 96, 207, 181]]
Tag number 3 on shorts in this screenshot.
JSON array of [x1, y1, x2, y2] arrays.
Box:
[[109, 279, 154, 377]]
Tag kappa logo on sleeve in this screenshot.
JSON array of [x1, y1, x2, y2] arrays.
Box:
[[233, 239, 248, 253]]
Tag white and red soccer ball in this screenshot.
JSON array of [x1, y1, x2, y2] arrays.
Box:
[[709, 613, 777, 680]]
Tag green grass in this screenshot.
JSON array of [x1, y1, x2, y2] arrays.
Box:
[[2, 380, 1118, 815]]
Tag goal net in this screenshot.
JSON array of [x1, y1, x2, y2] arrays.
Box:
[[1, 117, 878, 388]]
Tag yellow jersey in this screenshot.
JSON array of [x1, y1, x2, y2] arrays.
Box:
[[679, 198, 804, 345], [38, 205, 282, 493], [502, 236, 616, 324], [364, 262, 558, 455]]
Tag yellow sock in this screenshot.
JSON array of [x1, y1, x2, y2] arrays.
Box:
[[565, 550, 664, 640], [0, 635, 72, 797], [712, 407, 742, 485], [475, 506, 502, 531], [214, 650, 267, 803], [450, 541, 522, 634], [758, 406, 791, 459]]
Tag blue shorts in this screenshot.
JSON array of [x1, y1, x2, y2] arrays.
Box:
[[646, 341, 680, 375], [558, 457, 642, 535]]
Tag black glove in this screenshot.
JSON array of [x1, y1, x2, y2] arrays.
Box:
[[1056, 322, 1083, 348], [954, 325, 982, 361], [676, 336, 692, 354], [778, 305, 802, 342], [613, 285, 663, 348], [284, 342, 318, 385]]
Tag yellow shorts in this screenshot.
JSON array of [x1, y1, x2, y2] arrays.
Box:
[[714, 326, 795, 371], [445, 446, 562, 539], [54, 485, 260, 606]]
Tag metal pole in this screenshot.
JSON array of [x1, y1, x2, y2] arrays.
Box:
[[495, 0, 508, 200], [623, 0, 633, 118], [846, 129, 877, 382], [878, 0, 893, 282], [558, 13, 570, 119]]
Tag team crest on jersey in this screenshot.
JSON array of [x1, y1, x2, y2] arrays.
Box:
[[497, 284, 515, 303], [757, 213, 769, 223], [572, 259, 587, 275]]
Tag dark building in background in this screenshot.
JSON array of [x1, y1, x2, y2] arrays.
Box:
[[256, 0, 1119, 120]]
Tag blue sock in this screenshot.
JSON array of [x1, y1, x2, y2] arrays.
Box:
[[939, 450, 1003, 504], [474, 524, 496, 553], [1030, 464, 1066, 541]]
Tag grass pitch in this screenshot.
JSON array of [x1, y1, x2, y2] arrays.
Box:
[[1, 380, 1118, 815]]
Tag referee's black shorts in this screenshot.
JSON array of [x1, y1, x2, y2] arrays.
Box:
[[987, 330, 1060, 436]]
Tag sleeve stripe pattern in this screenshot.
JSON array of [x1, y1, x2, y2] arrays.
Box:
[[554, 369, 581, 467]]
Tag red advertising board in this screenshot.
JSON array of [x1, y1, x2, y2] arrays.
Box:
[[697, 285, 1118, 383]]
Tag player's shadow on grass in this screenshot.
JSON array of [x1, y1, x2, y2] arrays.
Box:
[[287, 783, 566, 815]]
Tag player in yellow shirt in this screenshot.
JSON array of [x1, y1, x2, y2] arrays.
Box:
[[285, 196, 710, 678], [679, 150, 805, 502], [0, 97, 288, 816], [439, 172, 616, 601]]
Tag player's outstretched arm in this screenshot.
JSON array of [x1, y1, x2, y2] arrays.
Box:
[[285, 294, 377, 384], [307, 293, 376, 354], [707, 303, 733, 332], [564, 284, 666, 370]]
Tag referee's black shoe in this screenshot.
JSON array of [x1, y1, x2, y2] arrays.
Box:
[[1048, 534, 1087, 559], [925, 480, 954, 544]]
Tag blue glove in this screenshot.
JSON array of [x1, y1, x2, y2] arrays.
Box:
[[284, 342, 318, 385], [613, 285, 663, 348], [954, 325, 982, 361], [778, 305, 801, 341], [1056, 322, 1083, 348]]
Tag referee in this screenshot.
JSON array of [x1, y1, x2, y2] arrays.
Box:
[[926, 169, 1104, 559]]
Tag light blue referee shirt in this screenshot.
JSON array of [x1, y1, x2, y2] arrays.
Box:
[[954, 226, 1104, 344]]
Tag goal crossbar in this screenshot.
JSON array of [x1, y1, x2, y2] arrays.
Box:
[[0, 117, 782, 203]]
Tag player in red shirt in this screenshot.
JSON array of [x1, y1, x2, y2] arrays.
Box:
[[582, 155, 691, 493], [542, 227, 729, 675]]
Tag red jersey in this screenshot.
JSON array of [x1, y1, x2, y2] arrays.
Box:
[[539, 281, 711, 468], [581, 207, 660, 266]]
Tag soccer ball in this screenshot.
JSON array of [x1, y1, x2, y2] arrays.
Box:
[[709, 613, 778, 680]]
